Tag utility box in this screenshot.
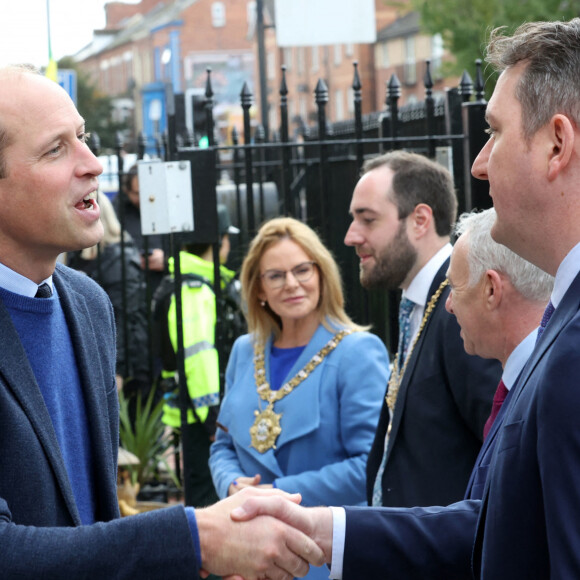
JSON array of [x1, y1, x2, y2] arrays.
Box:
[[137, 159, 194, 235]]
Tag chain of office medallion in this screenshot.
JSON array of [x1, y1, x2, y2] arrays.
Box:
[[385, 279, 449, 412], [253, 329, 352, 403]]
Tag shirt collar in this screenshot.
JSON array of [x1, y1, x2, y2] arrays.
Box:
[[0, 261, 53, 298], [502, 328, 537, 391], [551, 240, 580, 308], [403, 243, 452, 308]]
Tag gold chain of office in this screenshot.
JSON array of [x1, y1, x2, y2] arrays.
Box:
[[385, 279, 449, 412], [250, 329, 352, 453]]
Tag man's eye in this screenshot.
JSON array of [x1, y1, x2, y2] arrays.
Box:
[[78, 132, 91, 144], [484, 127, 496, 137]]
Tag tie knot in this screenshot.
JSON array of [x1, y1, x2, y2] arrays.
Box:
[[540, 300, 555, 329], [35, 283, 52, 298]]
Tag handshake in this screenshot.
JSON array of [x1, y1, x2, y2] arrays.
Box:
[[196, 488, 333, 580]]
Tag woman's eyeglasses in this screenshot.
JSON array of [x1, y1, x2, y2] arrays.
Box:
[[261, 261, 317, 289]]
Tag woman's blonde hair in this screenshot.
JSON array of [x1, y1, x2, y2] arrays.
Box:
[[240, 217, 366, 343]]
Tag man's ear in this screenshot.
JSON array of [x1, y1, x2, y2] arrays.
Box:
[[409, 203, 433, 239], [485, 269, 503, 310], [547, 114, 575, 181]]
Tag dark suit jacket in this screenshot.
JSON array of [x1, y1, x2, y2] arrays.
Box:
[[472, 269, 580, 579], [341, 393, 509, 580], [0, 264, 197, 578], [367, 260, 502, 507]]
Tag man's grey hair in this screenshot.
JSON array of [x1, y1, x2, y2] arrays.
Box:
[[454, 208, 553, 302]]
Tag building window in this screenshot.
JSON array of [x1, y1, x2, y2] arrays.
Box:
[[284, 47, 293, 71], [335, 89, 344, 121], [347, 87, 355, 114], [431, 33, 444, 79], [297, 47, 305, 75], [345, 43, 354, 57], [267, 51, 276, 80], [380, 42, 389, 68], [404, 36, 416, 85], [311, 47, 319, 73], [212, 2, 226, 27], [334, 44, 342, 66]]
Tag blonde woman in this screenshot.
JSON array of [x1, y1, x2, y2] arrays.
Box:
[[210, 217, 389, 579]]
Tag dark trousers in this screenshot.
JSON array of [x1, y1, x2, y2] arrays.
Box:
[[181, 421, 219, 508]]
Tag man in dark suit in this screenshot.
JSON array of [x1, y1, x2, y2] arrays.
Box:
[[0, 64, 323, 579], [344, 151, 501, 508], [232, 206, 553, 579]]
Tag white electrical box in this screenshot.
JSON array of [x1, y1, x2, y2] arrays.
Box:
[[137, 159, 194, 235]]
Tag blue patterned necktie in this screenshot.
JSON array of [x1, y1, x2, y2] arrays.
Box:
[[536, 300, 555, 342], [372, 296, 415, 506], [397, 297, 416, 367]]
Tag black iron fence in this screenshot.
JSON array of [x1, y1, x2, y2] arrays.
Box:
[[88, 57, 491, 389]]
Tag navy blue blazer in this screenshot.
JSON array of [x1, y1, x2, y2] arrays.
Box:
[[341, 386, 515, 579], [0, 264, 197, 578], [472, 269, 580, 579], [367, 260, 502, 507]]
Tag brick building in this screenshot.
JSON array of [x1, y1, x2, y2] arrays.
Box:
[[75, 0, 456, 145]]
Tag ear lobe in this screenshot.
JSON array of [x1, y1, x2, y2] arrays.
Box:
[[547, 114, 575, 181]]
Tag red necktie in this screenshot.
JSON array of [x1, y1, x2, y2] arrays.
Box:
[[483, 380, 509, 440]]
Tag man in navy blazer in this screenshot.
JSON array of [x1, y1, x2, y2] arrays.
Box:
[[345, 151, 501, 508], [0, 64, 323, 578], [234, 206, 553, 578]]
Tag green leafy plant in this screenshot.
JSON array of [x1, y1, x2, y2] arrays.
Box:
[[118, 388, 180, 489]]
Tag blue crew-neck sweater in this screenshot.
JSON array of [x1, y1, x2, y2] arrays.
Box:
[[1, 285, 96, 524]]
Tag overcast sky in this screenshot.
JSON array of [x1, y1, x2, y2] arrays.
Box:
[[0, 0, 138, 67]]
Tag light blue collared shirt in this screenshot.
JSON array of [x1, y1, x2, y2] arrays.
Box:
[[0, 261, 53, 297], [503, 328, 537, 390], [550, 241, 580, 309]]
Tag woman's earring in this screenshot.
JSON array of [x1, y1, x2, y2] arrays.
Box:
[[260, 300, 266, 307]]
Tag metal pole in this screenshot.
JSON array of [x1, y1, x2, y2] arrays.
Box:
[[256, 0, 269, 140]]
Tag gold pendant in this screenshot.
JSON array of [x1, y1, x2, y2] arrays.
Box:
[[250, 405, 282, 453]]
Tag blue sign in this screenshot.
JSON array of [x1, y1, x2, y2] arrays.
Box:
[[58, 69, 77, 105]]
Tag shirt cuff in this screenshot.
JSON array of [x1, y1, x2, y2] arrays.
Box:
[[185, 507, 202, 572], [329, 506, 346, 579]]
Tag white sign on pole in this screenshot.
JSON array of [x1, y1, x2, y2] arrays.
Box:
[[274, 0, 376, 47]]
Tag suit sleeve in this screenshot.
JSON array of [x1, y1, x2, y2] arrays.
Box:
[[209, 338, 248, 498], [343, 500, 480, 579], [0, 502, 199, 578], [274, 332, 389, 506]]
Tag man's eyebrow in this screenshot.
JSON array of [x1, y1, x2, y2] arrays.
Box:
[[350, 207, 375, 217]]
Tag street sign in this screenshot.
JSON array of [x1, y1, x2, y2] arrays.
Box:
[[58, 69, 77, 105]]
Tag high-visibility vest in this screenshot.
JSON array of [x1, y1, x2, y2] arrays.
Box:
[[161, 252, 235, 427]]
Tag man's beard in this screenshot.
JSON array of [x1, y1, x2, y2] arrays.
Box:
[[360, 222, 417, 290]]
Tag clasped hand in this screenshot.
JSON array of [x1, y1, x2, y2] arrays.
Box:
[[197, 487, 333, 580]]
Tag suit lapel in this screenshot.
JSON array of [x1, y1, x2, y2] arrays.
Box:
[[54, 270, 118, 520], [386, 262, 449, 459], [0, 293, 81, 524]]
